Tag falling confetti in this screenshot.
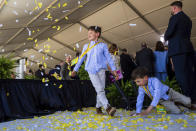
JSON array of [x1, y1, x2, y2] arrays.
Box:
[[63, 3, 67, 7], [65, 16, 69, 20], [79, 26, 82, 32], [76, 43, 79, 48], [62, 10, 69, 13], [12, 10, 18, 15], [0, 24, 3, 27], [16, 19, 19, 23]]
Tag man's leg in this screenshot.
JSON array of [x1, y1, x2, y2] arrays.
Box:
[[168, 88, 191, 108], [171, 54, 191, 97], [160, 100, 181, 114]]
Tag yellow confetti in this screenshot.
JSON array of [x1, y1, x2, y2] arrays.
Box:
[[59, 84, 63, 89], [55, 19, 59, 22], [34, 6, 38, 10], [6, 92, 9, 96], [42, 56, 45, 60], [4, 0, 8, 5], [47, 13, 52, 19], [35, 43, 38, 47], [52, 26, 56, 29], [63, 3, 67, 7], [37, 29, 40, 32], [79, 5, 83, 8], [27, 37, 33, 40], [46, 8, 49, 12], [52, 6, 56, 8], [74, 47, 76, 51], [45, 49, 50, 53], [34, 39, 37, 43], [65, 16, 69, 20], [58, 3, 61, 8], [32, 30, 35, 33], [38, 2, 42, 8], [43, 63, 47, 68], [57, 26, 61, 31], [48, 38, 50, 41], [42, 78, 45, 83], [53, 50, 56, 54]]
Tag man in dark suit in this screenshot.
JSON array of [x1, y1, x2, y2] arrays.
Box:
[[35, 64, 46, 79], [120, 48, 136, 82], [135, 43, 155, 76], [164, 1, 196, 106]]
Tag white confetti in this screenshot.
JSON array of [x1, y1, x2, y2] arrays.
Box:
[[13, 10, 18, 15], [30, 55, 35, 58], [44, 18, 49, 20], [13, 1, 17, 5], [38, 49, 43, 52], [24, 49, 28, 52], [16, 19, 19, 23], [50, 57, 53, 60], [0, 24, 3, 27], [24, 43, 26, 45], [45, 57, 48, 60], [65, 54, 67, 56], [129, 23, 136, 26], [26, 3, 29, 7], [62, 10, 70, 13], [29, 11, 33, 15], [79, 26, 82, 32], [27, 28, 31, 36], [45, 83, 48, 86], [78, 1, 81, 5], [76, 43, 79, 48], [31, 62, 33, 66], [1, 49, 5, 52], [24, 9, 28, 14]]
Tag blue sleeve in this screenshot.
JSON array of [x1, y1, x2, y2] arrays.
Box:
[[164, 16, 177, 41], [150, 78, 162, 107], [74, 45, 87, 72], [136, 87, 145, 113], [103, 44, 116, 71]]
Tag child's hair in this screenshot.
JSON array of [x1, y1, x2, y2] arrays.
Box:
[[131, 67, 149, 80], [88, 26, 102, 38], [109, 44, 117, 54]]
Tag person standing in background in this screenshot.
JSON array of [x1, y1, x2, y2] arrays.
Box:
[[135, 43, 155, 76], [120, 48, 136, 82], [164, 1, 196, 109], [154, 41, 168, 81], [60, 55, 72, 80]]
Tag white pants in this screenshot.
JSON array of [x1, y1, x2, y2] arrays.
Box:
[[88, 69, 109, 110]]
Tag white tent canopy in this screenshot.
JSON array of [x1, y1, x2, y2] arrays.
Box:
[[0, 0, 195, 71]]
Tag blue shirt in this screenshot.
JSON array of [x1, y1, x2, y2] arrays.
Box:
[[74, 41, 116, 74], [154, 51, 168, 72], [136, 77, 169, 113]]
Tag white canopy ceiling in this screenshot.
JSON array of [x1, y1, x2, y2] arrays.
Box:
[[0, 0, 195, 71]]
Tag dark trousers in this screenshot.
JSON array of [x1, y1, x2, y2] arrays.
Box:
[[171, 53, 196, 103]]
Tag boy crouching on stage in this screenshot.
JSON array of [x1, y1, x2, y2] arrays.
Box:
[[71, 26, 118, 116], [131, 67, 191, 116]]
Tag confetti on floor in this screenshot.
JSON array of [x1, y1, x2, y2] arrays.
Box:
[[0, 108, 196, 131]]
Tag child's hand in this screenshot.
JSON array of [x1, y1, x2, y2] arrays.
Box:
[[140, 105, 154, 116], [113, 71, 119, 80], [71, 71, 76, 77]]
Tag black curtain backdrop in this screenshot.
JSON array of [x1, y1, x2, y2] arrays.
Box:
[[0, 79, 96, 122]]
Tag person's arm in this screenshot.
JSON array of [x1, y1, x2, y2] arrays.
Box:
[[141, 78, 162, 116], [164, 16, 177, 41], [103, 44, 118, 79], [72, 45, 87, 76], [135, 87, 145, 115]]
